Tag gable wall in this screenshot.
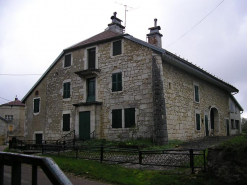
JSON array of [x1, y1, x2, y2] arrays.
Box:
[[163, 62, 229, 140], [24, 81, 47, 140]]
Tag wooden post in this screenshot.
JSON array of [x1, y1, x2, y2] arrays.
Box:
[[32, 165, 37, 185], [190, 149, 195, 174], [12, 161, 21, 185]]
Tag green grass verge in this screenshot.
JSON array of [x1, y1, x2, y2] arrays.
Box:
[[46, 155, 216, 185], [219, 135, 247, 157]]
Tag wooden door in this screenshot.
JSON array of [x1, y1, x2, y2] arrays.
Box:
[[79, 111, 90, 140]]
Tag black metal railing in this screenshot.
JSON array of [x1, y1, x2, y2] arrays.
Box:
[[57, 130, 75, 145], [0, 152, 72, 185], [42, 145, 206, 174]]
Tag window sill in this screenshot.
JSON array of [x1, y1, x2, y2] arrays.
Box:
[[74, 69, 100, 78], [63, 98, 71, 101], [33, 112, 40, 116], [63, 66, 72, 69], [73, 101, 103, 107]]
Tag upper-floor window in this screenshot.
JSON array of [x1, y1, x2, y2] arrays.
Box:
[[33, 98, 40, 113], [88, 48, 96, 69], [195, 113, 201, 130], [5, 115, 13, 120], [63, 114, 70, 131], [112, 72, 122, 92], [194, 85, 199, 102], [87, 78, 95, 102], [63, 82, 71, 99], [64, 54, 71, 68], [35, 90, 39, 96], [230, 102, 234, 112], [113, 40, 122, 56]]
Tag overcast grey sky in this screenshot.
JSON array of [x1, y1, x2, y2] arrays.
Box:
[[0, 0, 246, 118]]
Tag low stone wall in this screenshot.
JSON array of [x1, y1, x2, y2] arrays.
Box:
[[207, 148, 247, 184]]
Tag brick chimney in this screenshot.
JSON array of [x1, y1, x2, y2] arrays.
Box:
[[147, 19, 163, 47], [106, 12, 125, 33]]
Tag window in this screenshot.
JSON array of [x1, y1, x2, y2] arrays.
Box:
[[63, 114, 70, 131], [235, 120, 239, 129], [35, 90, 39, 96], [33, 98, 40, 113], [231, 119, 234, 129], [112, 73, 122, 92], [196, 113, 200, 130], [194, 85, 199, 102], [125, 108, 135, 128], [113, 40, 122, 56], [88, 48, 96, 69], [9, 125, 13, 131], [230, 102, 234, 112], [87, 78, 95, 102], [112, 109, 122, 128], [5, 115, 13, 120], [63, 82, 71, 99], [64, 54, 71, 67]]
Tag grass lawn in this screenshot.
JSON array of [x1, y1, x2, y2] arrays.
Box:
[[47, 155, 215, 185]]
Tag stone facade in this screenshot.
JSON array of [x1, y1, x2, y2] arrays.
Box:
[[0, 118, 7, 144], [22, 13, 241, 143], [163, 62, 230, 140]]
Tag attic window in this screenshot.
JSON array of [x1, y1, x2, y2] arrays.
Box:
[[64, 54, 71, 68], [35, 91, 39, 96], [113, 40, 122, 56]]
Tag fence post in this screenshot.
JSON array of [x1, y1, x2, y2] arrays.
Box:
[[100, 146, 103, 163], [12, 161, 21, 185], [32, 165, 37, 185], [203, 150, 206, 171], [0, 155, 3, 185], [190, 149, 195, 174], [76, 147, 78, 159], [139, 151, 142, 164]]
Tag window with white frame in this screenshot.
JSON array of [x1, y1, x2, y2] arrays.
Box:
[[194, 85, 199, 103], [112, 108, 136, 128], [5, 115, 13, 120], [63, 114, 70, 131], [63, 82, 71, 99], [33, 98, 40, 113]]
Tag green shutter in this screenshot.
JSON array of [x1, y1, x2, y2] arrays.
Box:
[[63, 114, 70, 131], [196, 113, 200, 130], [113, 40, 122, 56], [34, 98, 40, 113], [195, 85, 199, 102], [63, 82, 70, 99], [112, 109, 122, 128], [125, 108, 135, 128], [87, 78, 95, 102], [112, 73, 122, 92], [88, 48, 96, 69]]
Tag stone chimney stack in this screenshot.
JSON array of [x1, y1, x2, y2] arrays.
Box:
[[106, 12, 125, 33], [147, 19, 163, 47]]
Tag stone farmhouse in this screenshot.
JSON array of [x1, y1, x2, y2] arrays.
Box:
[[22, 12, 243, 144], [0, 96, 25, 143]]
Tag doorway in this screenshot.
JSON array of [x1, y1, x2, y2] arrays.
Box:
[[79, 111, 90, 140], [210, 108, 219, 136], [205, 115, 209, 136], [35, 134, 42, 144]]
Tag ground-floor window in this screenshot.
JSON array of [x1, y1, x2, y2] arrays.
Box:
[[112, 108, 135, 128], [63, 114, 70, 131], [231, 119, 234, 129]]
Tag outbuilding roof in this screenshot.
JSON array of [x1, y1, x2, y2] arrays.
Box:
[[1, 97, 25, 107]]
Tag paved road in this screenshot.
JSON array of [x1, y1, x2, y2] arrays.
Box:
[[0, 145, 109, 185]]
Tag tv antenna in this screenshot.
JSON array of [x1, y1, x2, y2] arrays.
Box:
[[115, 2, 139, 27]]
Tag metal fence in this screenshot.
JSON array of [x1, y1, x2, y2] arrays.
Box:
[[42, 145, 205, 174]]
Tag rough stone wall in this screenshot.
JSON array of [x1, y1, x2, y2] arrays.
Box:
[[163, 62, 229, 140], [30, 38, 155, 141], [24, 81, 47, 140], [98, 39, 154, 140]]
